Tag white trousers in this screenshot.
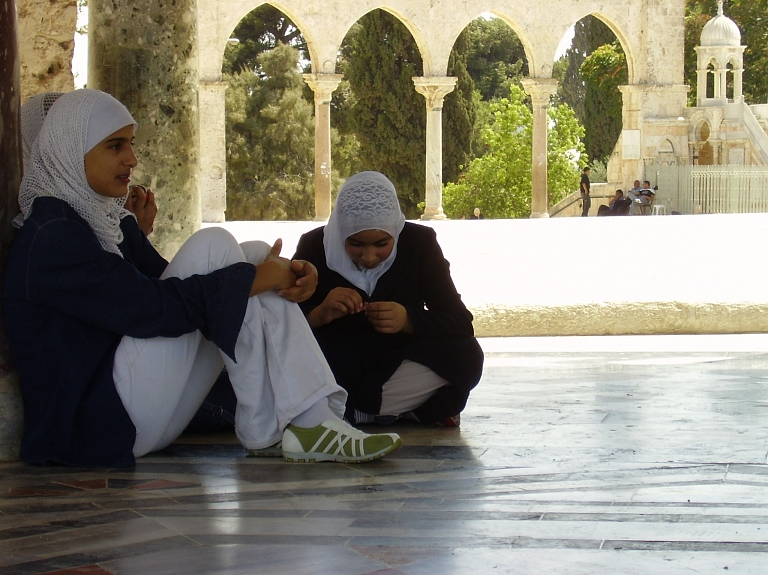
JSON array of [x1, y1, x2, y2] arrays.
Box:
[[379, 360, 449, 416], [113, 227, 347, 457]]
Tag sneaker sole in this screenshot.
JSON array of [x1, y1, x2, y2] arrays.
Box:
[[283, 437, 403, 463]]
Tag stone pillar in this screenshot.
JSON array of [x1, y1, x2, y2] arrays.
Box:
[[17, 0, 75, 100], [0, 0, 24, 462], [521, 78, 558, 219], [89, 0, 200, 259], [413, 76, 457, 220], [718, 68, 728, 99], [303, 74, 342, 221], [199, 81, 227, 223], [733, 69, 743, 101], [712, 70, 725, 98]]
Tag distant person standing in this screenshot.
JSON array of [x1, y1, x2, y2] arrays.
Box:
[[580, 167, 591, 217], [469, 207, 484, 220]]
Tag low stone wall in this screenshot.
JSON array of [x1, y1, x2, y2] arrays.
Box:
[[471, 302, 768, 337]]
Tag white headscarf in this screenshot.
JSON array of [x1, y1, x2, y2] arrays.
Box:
[[21, 92, 65, 169], [17, 89, 137, 256], [323, 171, 406, 296]]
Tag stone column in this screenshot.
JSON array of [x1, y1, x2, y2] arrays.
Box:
[[89, 0, 200, 260], [521, 78, 558, 219], [413, 77, 457, 220], [303, 74, 342, 221], [718, 68, 728, 100], [733, 68, 743, 101], [0, 0, 23, 461], [199, 82, 227, 223]]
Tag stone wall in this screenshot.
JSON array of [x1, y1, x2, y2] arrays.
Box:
[[17, 0, 76, 101], [472, 302, 768, 338]]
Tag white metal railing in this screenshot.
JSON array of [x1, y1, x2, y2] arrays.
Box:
[[645, 165, 768, 214]]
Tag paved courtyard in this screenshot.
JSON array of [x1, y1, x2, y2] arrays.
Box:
[[1, 216, 768, 574]]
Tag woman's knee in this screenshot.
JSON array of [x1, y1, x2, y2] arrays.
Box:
[[163, 227, 244, 279], [239, 240, 272, 265]]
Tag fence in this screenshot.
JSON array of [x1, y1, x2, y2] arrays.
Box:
[[646, 165, 768, 214]]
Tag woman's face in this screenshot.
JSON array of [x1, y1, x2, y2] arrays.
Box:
[[84, 124, 138, 198], [344, 229, 395, 270]]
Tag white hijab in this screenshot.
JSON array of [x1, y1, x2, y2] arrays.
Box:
[[21, 92, 65, 169], [323, 171, 406, 296], [17, 89, 137, 256]]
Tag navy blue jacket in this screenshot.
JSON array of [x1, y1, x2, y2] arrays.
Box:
[[3, 197, 255, 467]]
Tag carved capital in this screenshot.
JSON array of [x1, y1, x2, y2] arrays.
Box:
[[520, 78, 559, 105], [303, 73, 344, 104], [412, 76, 457, 109]]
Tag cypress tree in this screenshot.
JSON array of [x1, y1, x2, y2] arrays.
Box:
[[341, 10, 475, 215], [443, 28, 476, 185], [556, 15, 617, 162], [342, 10, 427, 217]]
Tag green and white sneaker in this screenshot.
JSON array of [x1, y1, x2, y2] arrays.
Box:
[[282, 419, 403, 463], [246, 440, 282, 458]]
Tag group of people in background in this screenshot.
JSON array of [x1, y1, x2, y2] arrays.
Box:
[[581, 166, 658, 217]]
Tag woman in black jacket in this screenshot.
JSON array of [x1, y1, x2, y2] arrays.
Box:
[[294, 172, 483, 426]]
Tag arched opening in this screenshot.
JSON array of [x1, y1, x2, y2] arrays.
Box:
[[334, 9, 427, 218], [554, 14, 628, 169], [725, 61, 734, 100], [222, 4, 317, 221], [706, 60, 716, 99], [441, 14, 538, 219]]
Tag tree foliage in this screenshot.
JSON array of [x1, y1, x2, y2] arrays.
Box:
[[554, 15, 619, 163], [554, 16, 615, 125], [340, 10, 474, 217], [580, 42, 627, 162], [225, 45, 319, 220], [222, 6, 307, 74], [443, 28, 476, 184], [340, 12, 425, 217], [465, 17, 527, 101], [442, 85, 585, 219]]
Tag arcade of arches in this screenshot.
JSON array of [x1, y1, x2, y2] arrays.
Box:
[[12, 0, 689, 257]]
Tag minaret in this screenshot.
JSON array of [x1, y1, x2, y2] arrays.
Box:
[[695, 1, 745, 105]]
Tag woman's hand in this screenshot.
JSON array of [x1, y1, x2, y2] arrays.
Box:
[[250, 239, 297, 296], [125, 185, 157, 236], [307, 287, 364, 328], [278, 260, 318, 303], [365, 301, 413, 334]]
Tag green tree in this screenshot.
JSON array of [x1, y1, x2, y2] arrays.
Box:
[[443, 28, 476, 184], [225, 45, 318, 220], [580, 42, 627, 162], [465, 17, 527, 101], [222, 6, 307, 74], [554, 15, 615, 125], [340, 10, 474, 217], [442, 85, 585, 219]]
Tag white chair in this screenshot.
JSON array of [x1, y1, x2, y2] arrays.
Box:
[[652, 204, 666, 216]]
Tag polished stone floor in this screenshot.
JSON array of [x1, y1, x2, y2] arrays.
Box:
[[2, 334, 768, 575]]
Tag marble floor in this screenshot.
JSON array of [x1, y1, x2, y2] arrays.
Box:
[[2, 334, 768, 574]]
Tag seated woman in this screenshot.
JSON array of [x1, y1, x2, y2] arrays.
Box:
[[4, 89, 401, 467], [293, 171, 483, 426], [20, 92, 231, 434]]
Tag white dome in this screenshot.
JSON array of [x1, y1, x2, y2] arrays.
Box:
[[700, 2, 741, 47]]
